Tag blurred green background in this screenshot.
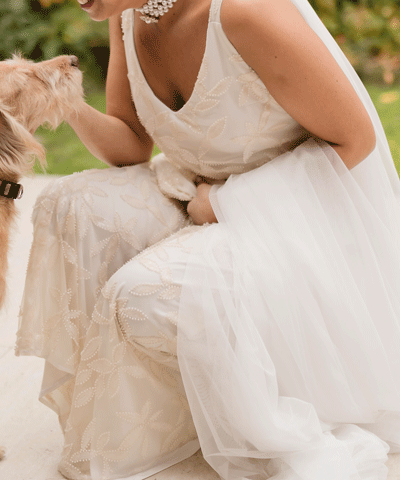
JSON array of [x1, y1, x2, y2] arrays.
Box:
[[2, 0, 400, 174]]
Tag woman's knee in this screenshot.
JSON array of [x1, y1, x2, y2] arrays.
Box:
[[33, 170, 102, 235], [33, 166, 142, 241], [33, 164, 189, 248], [97, 255, 180, 355]]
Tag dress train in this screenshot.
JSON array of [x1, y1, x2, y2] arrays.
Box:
[[176, 139, 400, 479]]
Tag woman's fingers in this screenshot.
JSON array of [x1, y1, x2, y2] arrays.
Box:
[[194, 176, 206, 186]]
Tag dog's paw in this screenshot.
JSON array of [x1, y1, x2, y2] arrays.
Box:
[[0, 446, 6, 460], [150, 152, 198, 201]]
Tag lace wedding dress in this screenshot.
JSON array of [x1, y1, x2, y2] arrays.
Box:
[[15, 0, 400, 479]]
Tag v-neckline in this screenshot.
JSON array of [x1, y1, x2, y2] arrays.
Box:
[[130, 0, 215, 115]]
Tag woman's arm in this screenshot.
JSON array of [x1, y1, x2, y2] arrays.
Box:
[[67, 15, 154, 167], [189, 0, 375, 223], [220, 0, 376, 170]]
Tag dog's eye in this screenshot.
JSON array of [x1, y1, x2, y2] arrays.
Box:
[[69, 56, 79, 68]]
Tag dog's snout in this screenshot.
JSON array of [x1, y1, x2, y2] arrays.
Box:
[[69, 56, 79, 68]]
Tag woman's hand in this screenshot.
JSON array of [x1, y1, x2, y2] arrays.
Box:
[[187, 183, 218, 225], [66, 14, 154, 168]]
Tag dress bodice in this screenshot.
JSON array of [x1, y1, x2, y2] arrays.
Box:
[[121, 0, 308, 180]]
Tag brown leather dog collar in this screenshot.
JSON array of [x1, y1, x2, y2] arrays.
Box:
[[0, 180, 24, 199]]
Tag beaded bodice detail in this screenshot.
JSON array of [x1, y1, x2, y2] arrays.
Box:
[[121, 0, 307, 180]]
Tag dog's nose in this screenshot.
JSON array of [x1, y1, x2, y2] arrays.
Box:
[[69, 56, 79, 68]]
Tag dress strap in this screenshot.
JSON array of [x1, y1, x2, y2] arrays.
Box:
[[120, 8, 134, 39], [209, 0, 223, 23]]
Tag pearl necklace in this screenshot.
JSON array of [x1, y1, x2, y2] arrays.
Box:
[[136, 0, 178, 24]]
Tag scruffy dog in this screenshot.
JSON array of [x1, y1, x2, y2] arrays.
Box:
[[0, 55, 83, 461], [0, 54, 84, 310]]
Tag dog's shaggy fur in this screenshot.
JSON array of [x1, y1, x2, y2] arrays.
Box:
[[0, 53, 83, 462], [0, 54, 84, 310]]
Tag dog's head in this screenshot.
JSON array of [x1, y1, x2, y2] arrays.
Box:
[[0, 54, 84, 177], [0, 54, 84, 133]]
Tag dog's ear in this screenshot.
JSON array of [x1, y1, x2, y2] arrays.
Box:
[[0, 106, 46, 177]]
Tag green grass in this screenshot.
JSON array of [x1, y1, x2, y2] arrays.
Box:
[[364, 83, 400, 175], [35, 83, 400, 176]]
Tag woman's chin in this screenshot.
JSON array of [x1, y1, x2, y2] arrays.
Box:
[[77, 0, 108, 21], [77, 0, 128, 21]]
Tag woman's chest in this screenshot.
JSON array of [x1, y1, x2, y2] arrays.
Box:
[[123, 8, 307, 180], [133, 9, 209, 113]]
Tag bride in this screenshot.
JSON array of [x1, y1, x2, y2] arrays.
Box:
[[15, 0, 400, 479]]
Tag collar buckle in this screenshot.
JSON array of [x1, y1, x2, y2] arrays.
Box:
[[0, 180, 24, 199]]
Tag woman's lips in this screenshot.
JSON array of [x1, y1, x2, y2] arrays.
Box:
[[77, 0, 95, 9]]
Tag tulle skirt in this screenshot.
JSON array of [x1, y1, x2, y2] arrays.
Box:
[[177, 138, 400, 479], [16, 139, 400, 479]]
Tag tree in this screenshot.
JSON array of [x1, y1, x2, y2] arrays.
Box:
[[0, 0, 109, 87]]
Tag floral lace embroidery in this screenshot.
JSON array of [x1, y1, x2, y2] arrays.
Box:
[[122, 7, 307, 181], [17, 164, 199, 479], [16, 0, 312, 478]]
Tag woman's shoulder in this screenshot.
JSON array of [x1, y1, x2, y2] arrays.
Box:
[[219, 0, 306, 57], [220, 0, 301, 28]]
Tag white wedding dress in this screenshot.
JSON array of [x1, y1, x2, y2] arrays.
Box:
[[15, 0, 400, 479]]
